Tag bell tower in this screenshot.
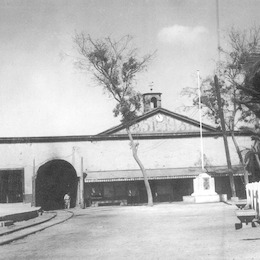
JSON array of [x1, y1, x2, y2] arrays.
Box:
[[143, 92, 162, 113]]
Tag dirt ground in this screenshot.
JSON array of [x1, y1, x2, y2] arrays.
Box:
[[1, 202, 260, 260]]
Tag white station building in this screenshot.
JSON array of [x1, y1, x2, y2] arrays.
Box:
[[0, 92, 250, 209]]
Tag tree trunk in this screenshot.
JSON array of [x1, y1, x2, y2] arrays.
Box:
[[126, 128, 153, 206], [253, 144, 260, 170], [230, 132, 249, 185], [214, 75, 237, 198]]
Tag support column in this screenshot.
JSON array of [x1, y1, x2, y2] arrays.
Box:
[[80, 157, 85, 208], [31, 158, 36, 207]]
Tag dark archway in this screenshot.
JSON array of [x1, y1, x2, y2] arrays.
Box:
[[36, 159, 78, 210]]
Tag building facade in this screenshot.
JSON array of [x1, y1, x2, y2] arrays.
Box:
[[0, 93, 251, 209]]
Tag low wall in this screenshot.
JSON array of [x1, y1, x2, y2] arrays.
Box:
[[0, 210, 39, 222]]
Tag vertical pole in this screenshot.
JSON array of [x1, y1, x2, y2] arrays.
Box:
[[216, 0, 221, 63], [81, 157, 85, 209], [31, 158, 36, 207], [257, 183, 260, 218], [197, 70, 204, 171], [214, 75, 237, 198], [246, 184, 250, 206], [72, 147, 75, 166]]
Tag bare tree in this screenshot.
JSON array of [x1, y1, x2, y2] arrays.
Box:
[[181, 74, 251, 190], [181, 27, 260, 191], [221, 26, 260, 117], [74, 34, 155, 206]]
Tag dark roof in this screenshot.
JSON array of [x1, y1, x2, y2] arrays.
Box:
[[85, 165, 245, 182], [98, 107, 217, 136], [142, 92, 162, 96]]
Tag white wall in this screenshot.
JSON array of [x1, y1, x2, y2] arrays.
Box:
[[85, 135, 251, 171], [0, 134, 251, 196]]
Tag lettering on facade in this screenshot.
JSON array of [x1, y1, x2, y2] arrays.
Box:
[[116, 115, 205, 134]]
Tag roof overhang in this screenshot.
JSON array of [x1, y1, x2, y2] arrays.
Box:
[[0, 131, 251, 144], [85, 166, 246, 183]]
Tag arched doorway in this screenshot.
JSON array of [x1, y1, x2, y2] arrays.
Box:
[[36, 159, 78, 210]]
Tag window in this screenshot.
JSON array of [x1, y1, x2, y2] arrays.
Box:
[[151, 97, 157, 108], [0, 170, 24, 203]]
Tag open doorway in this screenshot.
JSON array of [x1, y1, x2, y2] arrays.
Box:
[[36, 159, 78, 210], [0, 169, 24, 203]]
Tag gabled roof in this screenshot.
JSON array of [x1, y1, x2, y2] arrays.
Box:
[[98, 107, 217, 136]]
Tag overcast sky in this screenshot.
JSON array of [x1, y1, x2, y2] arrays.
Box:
[[1, 0, 260, 137]]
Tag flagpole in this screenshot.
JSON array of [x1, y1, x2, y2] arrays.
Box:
[[216, 0, 221, 63], [197, 70, 204, 171]]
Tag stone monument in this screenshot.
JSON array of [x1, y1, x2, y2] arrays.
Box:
[[183, 173, 222, 203]]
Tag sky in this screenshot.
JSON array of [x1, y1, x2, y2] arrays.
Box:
[[1, 0, 260, 137]]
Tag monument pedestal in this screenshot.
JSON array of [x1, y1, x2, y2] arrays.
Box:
[[183, 173, 224, 203], [183, 194, 220, 203]]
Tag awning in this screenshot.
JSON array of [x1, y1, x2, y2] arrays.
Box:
[[85, 166, 245, 183]]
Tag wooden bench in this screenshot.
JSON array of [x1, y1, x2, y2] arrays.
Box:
[[235, 209, 257, 229], [91, 199, 127, 207], [235, 200, 248, 209]]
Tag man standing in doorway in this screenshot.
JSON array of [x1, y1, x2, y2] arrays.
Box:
[[64, 193, 71, 209]]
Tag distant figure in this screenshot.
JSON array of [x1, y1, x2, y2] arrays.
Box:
[[64, 193, 71, 209], [84, 184, 92, 207], [128, 189, 133, 205]]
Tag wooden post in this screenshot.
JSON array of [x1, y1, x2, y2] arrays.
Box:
[[81, 157, 85, 209], [257, 183, 260, 218], [31, 158, 36, 207], [214, 75, 237, 198]]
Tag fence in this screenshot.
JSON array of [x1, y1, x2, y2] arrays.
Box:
[[246, 182, 260, 218]]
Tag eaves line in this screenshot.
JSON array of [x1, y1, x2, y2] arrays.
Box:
[[0, 131, 251, 144]]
